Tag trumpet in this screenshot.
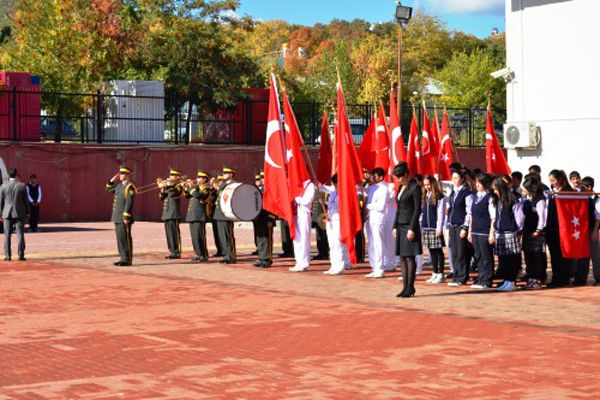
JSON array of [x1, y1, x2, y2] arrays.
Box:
[[137, 175, 188, 195]]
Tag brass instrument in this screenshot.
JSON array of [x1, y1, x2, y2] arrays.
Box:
[[136, 175, 188, 195]]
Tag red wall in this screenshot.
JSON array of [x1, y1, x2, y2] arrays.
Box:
[[0, 142, 488, 222]]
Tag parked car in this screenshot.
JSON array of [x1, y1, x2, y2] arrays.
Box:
[[41, 118, 78, 140]]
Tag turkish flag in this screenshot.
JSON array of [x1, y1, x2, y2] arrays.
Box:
[[336, 81, 363, 264], [358, 114, 376, 171], [437, 107, 455, 180], [374, 104, 391, 176], [486, 106, 511, 175], [406, 112, 422, 175], [556, 195, 590, 258], [431, 108, 441, 172], [316, 111, 332, 184], [263, 74, 295, 239], [389, 89, 406, 171], [421, 105, 436, 176], [282, 90, 311, 201]]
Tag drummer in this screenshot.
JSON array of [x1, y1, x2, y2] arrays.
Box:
[[212, 167, 237, 264]]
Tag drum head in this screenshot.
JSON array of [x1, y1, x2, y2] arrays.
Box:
[[230, 183, 262, 221]]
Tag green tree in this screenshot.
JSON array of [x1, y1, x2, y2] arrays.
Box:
[[434, 48, 505, 109]]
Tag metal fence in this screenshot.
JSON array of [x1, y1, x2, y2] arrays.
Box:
[[0, 88, 505, 147]]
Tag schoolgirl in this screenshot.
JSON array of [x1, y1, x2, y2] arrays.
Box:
[[421, 175, 446, 284], [521, 174, 548, 289], [492, 177, 525, 291], [468, 173, 496, 289], [447, 169, 473, 287]]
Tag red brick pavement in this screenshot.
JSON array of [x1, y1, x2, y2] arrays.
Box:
[[1, 222, 599, 399]]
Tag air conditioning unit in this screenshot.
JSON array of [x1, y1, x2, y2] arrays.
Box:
[[503, 122, 541, 149]]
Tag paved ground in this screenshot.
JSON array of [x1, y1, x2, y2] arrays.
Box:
[[1, 222, 599, 399]]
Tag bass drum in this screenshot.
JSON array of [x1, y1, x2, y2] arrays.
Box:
[[220, 183, 262, 221]]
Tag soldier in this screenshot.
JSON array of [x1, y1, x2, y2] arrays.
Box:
[[253, 172, 276, 268], [252, 173, 262, 256], [160, 169, 183, 259], [185, 171, 213, 263], [105, 167, 136, 266], [210, 175, 224, 257], [213, 167, 237, 264]]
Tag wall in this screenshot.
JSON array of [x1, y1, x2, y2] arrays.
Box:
[[0, 142, 487, 222], [505, 0, 600, 177]]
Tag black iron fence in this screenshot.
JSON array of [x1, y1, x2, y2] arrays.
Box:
[[0, 88, 505, 147]]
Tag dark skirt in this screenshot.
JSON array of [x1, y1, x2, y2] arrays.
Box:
[[396, 225, 423, 257], [522, 231, 546, 253], [494, 232, 521, 256], [422, 229, 445, 249]]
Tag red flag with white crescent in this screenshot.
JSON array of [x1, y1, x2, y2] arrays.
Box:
[[437, 107, 455, 180], [316, 111, 332, 184], [358, 114, 376, 171], [406, 111, 422, 175], [374, 104, 391, 176], [336, 81, 363, 264], [486, 106, 511, 175], [283, 90, 311, 201], [263, 74, 295, 238], [421, 105, 435, 176], [389, 89, 406, 169]]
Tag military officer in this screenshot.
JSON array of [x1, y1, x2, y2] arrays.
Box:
[[210, 175, 224, 257], [252, 173, 262, 256], [160, 169, 183, 259], [185, 171, 213, 263], [106, 166, 136, 266], [212, 167, 237, 264], [253, 171, 276, 268]]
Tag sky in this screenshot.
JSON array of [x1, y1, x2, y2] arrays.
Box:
[[236, 0, 505, 38]]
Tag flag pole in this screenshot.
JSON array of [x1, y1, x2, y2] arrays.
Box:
[[444, 102, 460, 164]]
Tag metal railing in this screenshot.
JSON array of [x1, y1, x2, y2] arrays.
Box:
[[0, 88, 505, 147]]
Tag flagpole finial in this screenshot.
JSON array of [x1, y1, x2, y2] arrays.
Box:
[[486, 92, 491, 110], [443, 102, 447, 113]]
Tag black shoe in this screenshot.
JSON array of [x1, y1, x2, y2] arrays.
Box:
[[251, 251, 258, 256], [593, 281, 600, 286], [311, 254, 329, 260], [116, 262, 131, 267], [18, 257, 26, 261], [446, 272, 454, 279], [4, 257, 11, 261], [166, 254, 181, 259], [197, 257, 208, 263], [213, 253, 223, 257], [258, 262, 271, 268], [253, 260, 263, 267], [219, 259, 235, 264], [113, 261, 122, 266], [399, 289, 415, 298], [278, 252, 294, 258]]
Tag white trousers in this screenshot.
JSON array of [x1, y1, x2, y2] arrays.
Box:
[[293, 211, 311, 268], [367, 219, 384, 273], [326, 217, 345, 272], [383, 217, 396, 269]]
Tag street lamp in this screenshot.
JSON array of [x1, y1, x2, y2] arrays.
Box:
[[395, 1, 413, 116]]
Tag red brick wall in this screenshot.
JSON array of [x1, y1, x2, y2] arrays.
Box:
[[0, 142, 489, 222]]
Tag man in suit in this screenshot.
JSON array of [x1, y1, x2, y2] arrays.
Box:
[[106, 167, 136, 266], [185, 171, 213, 263], [253, 171, 277, 268], [0, 168, 29, 261], [212, 167, 237, 264], [160, 169, 184, 259]]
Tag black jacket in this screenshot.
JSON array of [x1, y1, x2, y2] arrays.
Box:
[[395, 180, 422, 232], [105, 180, 135, 224]]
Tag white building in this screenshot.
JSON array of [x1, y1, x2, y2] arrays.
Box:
[[504, 0, 600, 177]]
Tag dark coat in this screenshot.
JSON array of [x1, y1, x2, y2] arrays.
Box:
[[0, 180, 30, 220], [106, 180, 136, 223], [395, 179, 422, 232]]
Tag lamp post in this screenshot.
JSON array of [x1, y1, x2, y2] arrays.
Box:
[[395, 1, 413, 116]]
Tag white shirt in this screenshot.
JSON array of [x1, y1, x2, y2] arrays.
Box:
[[365, 181, 388, 224], [320, 184, 339, 219], [295, 182, 315, 213]]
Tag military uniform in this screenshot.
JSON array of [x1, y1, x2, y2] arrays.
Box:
[[213, 168, 236, 263], [160, 170, 183, 259], [253, 181, 276, 267], [185, 172, 213, 262], [106, 167, 136, 266], [210, 178, 223, 257]]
